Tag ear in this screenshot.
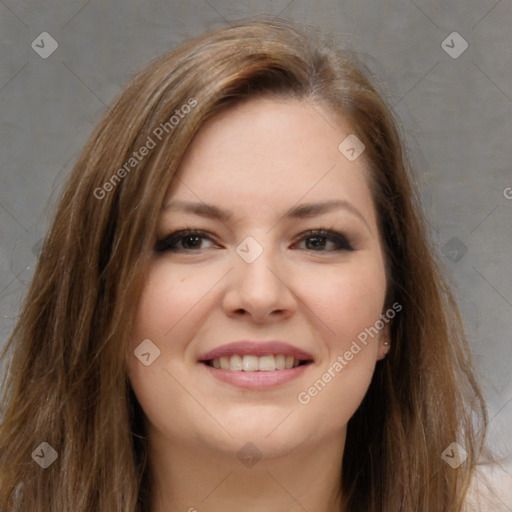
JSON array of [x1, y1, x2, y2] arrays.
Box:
[[376, 322, 391, 361]]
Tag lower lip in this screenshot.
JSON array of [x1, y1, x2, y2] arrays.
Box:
[[200, 362, 311, 390]]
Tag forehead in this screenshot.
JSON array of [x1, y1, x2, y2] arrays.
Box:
[[164, 97, 377, 227]]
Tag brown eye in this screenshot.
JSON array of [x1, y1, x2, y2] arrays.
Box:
[[155, 230, 216, 252], [295, 230, 354, 252]]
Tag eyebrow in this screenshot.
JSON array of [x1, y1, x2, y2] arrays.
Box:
[[162, 199, 371, 231]]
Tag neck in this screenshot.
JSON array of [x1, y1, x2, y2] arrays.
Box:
[[148, 430, 346, 512]]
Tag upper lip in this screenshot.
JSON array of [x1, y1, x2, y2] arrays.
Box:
[[198, 341, 314, 362]]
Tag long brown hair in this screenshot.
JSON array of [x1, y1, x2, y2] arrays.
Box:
[[0, 18, 487, 511]]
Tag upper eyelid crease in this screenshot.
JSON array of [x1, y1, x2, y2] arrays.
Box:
[[161, 199, 371, 233]]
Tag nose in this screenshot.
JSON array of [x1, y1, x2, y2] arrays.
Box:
[[222, 241, 297, 324]]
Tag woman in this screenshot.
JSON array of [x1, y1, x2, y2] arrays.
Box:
[[0, 18, 488, 512]]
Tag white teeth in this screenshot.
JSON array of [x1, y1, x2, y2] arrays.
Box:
[[258, 355, 275, 371], [275, 354, 285, 370], [208, 354, 306, 371], [242, 355, 259, 371], [229, 354, 243, 371]]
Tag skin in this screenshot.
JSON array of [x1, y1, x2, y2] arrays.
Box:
[[127, 97, 391, 512]]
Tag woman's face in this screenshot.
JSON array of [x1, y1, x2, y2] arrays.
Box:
[[127, 97, 390, 459]]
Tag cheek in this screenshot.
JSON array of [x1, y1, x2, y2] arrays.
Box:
[[298, 358, 375, 436], [127, 265, 199, 395], [129, 263, 210, 352], [127, 265, 209, 436], [298, 258, 387, 348], [293, 258, 386, 430]]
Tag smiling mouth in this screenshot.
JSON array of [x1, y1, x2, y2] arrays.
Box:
[[202, 354, 312, 372]]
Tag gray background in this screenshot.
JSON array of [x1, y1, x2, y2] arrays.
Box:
[[1, 0, 511, 508]]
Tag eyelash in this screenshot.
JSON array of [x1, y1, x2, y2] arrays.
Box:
[[155, 228, 355, 253]]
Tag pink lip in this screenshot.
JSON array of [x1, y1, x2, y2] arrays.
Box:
[[197, 340, 314, 362], [201, 362, 311, 390]]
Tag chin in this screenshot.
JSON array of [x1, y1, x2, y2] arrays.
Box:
[[205, 412, 311, 458]]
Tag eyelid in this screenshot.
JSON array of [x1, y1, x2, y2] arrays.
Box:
[[155, 228, 218, 252], [155, 227, 355, 253], [292, 229, 355, 252]]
